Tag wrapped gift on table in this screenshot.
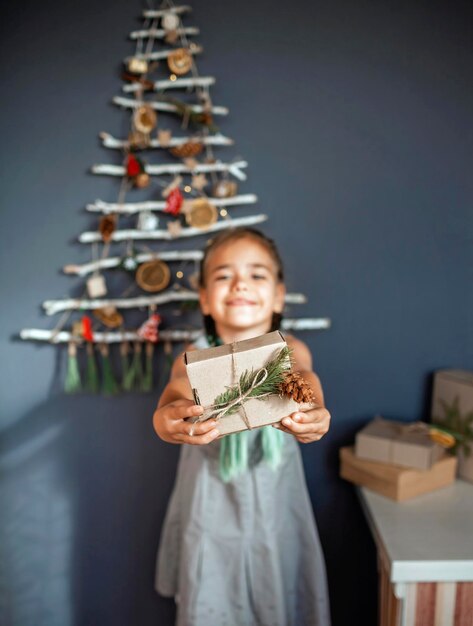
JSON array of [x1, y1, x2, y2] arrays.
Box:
[[355, 416, 445, 471], [340, 446, 457, 501], [432, 369, 473, 483], [184, 331, 308, 437]]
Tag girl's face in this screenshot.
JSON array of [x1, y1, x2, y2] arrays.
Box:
[[199, 237, 285, 341]]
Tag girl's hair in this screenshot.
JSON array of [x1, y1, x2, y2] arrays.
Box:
[[198, 227, 284, 338]]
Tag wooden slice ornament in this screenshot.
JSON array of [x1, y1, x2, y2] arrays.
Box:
[[212, 180, 238, 198], [185, 198, 218, 229], [167, 48, 193, 75], [136, 260, 171, 292], [133, 105, 157, 134], [162, 11, 180, 31], [93, 306, 124, 329], [170, 141, 204, 158], [127, 57, 148, 75]]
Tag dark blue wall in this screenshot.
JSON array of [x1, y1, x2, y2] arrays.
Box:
[[1, 1, 472, 625]]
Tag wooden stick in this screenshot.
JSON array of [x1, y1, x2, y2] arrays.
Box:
[[124, 44, 202, 63], [86, 194, 258, 215], [79, 214, 267, 243], [43, 289, 307, 316], [123, 76, 215, 94], [63, 250, 204, 277], [113, 95, 228, 116], [91, 160, 248, 181], [99, 131, 233, 150], [142, 5, 192, 18], [129, 27, 199, 40], [20, 318, 331, 344]]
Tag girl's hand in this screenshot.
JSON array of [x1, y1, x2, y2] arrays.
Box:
[[274, 404, 331, 444], [153, 399, 220, 445]]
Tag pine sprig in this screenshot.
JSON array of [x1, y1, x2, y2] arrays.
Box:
[[212, 346, 292, 416]]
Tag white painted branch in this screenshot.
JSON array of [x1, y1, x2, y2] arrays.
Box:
[[43, 290, 306, 316], [142, 5, 191, 18], [43, 289, 199, 316], [124, 44, 202, 62], [91, 160, 248, 181], [113, 95, 228, 116], [63, 250, 204, 277], [20, 318, 331, 344], [129, 27, 199, 40], [123, 76, 215, 93], [87, 194, 258, 215], [79, 214, 267, 243], [100, 131, 233, 150]]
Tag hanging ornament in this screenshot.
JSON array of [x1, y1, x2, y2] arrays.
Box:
[[133, 105, 157, 134], [126, 154, 141, 177], [99, 215, 116, 243], [137, 313, 162, 343], [93, 306, 124, 329], [162, 11, 180, 31], [85, 342, 99, 393], [141, 342, 154, 392], [167, 220, 182, 238], [191, 173, 208, 191], [183, 157, 199, 171], [185, 198, 218, 229], [188, 271, 200, 291], [167, 48, 193, 75], [120, 251, 139, 272], [135, 172, 150, 188], [212, 180, 238, 198], [71, 320, 83, 338], [82, 316, 94, 342], [157, 129, 172, 147], [128, 130, 150, 150], [136, 260, 170, 292], [99, 343, 120, 395], [164, 187, 184, 215], [86, 274, 107, 298], [137, 210, 159, 231], [127, 57, 149, 75], [164, 29, 179, 45], [65, 342, 82, 394], [170, 141, 204, 159]]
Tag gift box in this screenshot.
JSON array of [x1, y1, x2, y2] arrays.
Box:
[[355, 416, 444, 471], [184, 331, 300, 436], [340, 446, 457, 501], [431, 370, 473, 483]]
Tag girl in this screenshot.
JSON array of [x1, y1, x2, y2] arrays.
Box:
[[153, 227, 331, 626]]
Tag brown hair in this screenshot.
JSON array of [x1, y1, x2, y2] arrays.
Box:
[[198, 227, 285, 338]]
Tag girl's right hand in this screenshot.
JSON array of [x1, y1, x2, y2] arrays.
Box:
[[153, 399, 220, 445]]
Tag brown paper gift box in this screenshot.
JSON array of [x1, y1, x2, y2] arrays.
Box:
[[184, 331, 299, 437], [340, 446, 457, 501], [432, 369, 473, 483], [355, 416, 444, 471]]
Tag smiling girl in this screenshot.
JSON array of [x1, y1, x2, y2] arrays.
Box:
[[153, 227, 331, 626]]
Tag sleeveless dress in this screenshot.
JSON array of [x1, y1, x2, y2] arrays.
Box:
[[155, 336, 331, 626]]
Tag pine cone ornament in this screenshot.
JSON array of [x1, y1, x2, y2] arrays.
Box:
[[279, 372, 315, 404]]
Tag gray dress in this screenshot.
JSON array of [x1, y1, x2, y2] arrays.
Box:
[[155, 337, 331, 626]]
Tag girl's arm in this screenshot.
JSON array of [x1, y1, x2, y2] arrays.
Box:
[[274, 335, 331, 444], [153, 351, 220, 445]]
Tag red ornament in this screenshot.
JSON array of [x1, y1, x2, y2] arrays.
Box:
[[137, 313, 162, 343], [126, 154, 142, 178], [82, 316, 94, 342], [164, 187, 183, 216]]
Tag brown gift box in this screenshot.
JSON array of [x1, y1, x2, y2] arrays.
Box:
[[355, 416, 444, 471], [340, 446, 457, 501], [432, 369, 473, 483], [184, 331, 299, 436]]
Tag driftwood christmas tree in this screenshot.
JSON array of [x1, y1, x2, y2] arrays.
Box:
[[20, 1, 331, 393]]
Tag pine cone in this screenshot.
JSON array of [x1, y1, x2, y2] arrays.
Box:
[[279, 372, 315, 404]]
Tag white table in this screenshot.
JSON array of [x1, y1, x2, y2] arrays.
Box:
[[358, 480, 473, 626]]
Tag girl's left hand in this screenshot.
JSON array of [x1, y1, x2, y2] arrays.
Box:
[[274, 405, 331, 444]]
